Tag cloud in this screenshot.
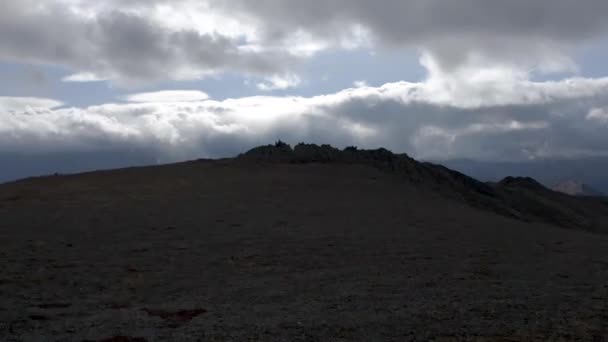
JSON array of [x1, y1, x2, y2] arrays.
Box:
[[353, 80, 368, 88], [3, 62, 608, 167], [4, 1, 608, 86], [0, 0, 300, 86], [0, 96, 64, 112], [587, 107, 608, 124], [125, 90, 210, 103], [416, 53, 608, 109], [256, 74, 302, 91], [62, 72, 108, 83], [216, 0, 608, 73]]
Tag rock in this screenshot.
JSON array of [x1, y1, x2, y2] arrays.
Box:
[[239, 141, 295, 162], [293, 143, 341, 162]]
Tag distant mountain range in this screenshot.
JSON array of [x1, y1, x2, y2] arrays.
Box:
[[440, 158, 608, 196], [551, 180, 604, 197]]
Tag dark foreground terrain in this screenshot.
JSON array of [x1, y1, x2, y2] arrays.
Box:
[[1, 144, 608, 341]]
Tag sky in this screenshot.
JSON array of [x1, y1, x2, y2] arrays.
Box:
[[3, 1, 608, 180]]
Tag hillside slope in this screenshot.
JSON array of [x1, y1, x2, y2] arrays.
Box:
[[0, 144, 607, 340], [241, 143, 608, 233]]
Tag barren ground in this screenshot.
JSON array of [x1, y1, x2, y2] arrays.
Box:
[[1, 160, 607, 341]]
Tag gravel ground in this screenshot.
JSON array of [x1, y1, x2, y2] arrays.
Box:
[[1, 160, 607, 341]]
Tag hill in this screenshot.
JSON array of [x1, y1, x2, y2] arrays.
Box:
[[1, 143, 607, 341], [441, 157, 608, 194], [239, 143, 608, 233]]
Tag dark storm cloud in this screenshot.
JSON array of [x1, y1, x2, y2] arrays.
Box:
[[0, 0, 297, 85], [223, 0, 608, 40], [217, 0, 608, 70], [4, 0, 608, 83]]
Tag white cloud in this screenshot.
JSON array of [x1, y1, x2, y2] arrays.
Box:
[[3, 62, 608, 163], [0, 96, 64, 112], [410, 53, 608, 109], [353, 80, 368, 88], [5, 0, 608, 86], [62, 72, 107, 83], [124, 90, 210, 103], [256, 74, 302, 91], [587, 107, 608, 123], [0, 0, 300, 86]]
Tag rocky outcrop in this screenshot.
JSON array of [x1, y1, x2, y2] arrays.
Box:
[[238, 141, 295, 162]]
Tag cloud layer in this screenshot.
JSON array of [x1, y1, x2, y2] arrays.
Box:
[[4, 1, 608, 85], [0, 96, 64, 112], [3, 59, 608, 167], [218, 0, 608, 72], [0, 0, 299, 85]]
